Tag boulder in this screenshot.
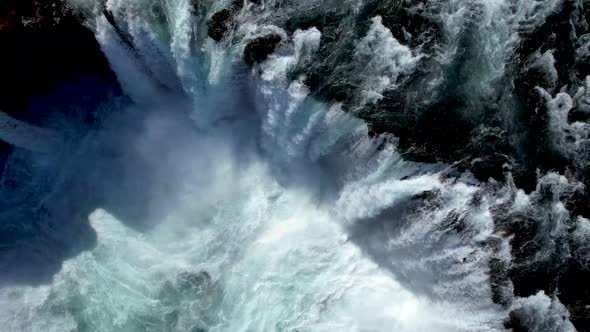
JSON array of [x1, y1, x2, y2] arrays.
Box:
[[207, 9, 232, 42], [464, 126, 513, 182], [243, 34, 282, 66]]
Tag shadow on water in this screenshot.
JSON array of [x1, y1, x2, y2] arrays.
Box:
[[0, 71, 272, 287], [346, 187, 492, 302], [346, 194, 441, 298], [0, 79, 198, 286]]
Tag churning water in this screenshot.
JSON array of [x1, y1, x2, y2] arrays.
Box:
[[1, 0, 589, 331]]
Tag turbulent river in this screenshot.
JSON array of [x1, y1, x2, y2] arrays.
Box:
[[1, 0, 590, 331]]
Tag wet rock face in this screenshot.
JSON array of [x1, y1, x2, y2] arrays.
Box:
[[285, 2, 500, 182], [559, 264, 590, 331], [207, 9, 232, 42], [506, 0, 590, 193], [490, 175, 590, 331], [464, 127, 513, 182], [206, 0, 264, 42], [362, 0, 443, 49], [243, 34, 282, 65]]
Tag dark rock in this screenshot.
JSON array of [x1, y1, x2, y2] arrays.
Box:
[[565, 186, 590, 219], [230, 0, 245, 9], [284, 10, 344, 34], [515, 0, 578, 89], [558, 264, 590, 331], [401, 189, 443, 215], [490, 171, 590, 329], [366, 94, 474, 165], [410, 189, 440, 202], [505, 0, 589, 192], [505, 309, 533, 332], [102, 9, 135, 51], [465, 127, 513, 182], [568, 107, 590, 123], [468, 155, 511, 182], [207, 9, 232, 42], [361, 0, 443, 49], [243, 34, 282, 65], [488, 255, 513, 306], [359, 6, 496, 175]]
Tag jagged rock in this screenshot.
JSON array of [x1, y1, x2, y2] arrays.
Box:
[[365, 93, 473, 165], [362, 0, 443, 49], [207, 9, 232, 42], [410, 189, 440, 202], [506, 0, 589, 192], [489, 256, 513, 306], [568, 107, 590, 123], [205, 0, 264, 42], [565, 187, 590, 219], [558, 264, 590, 332], [464, 127, 513, 182], [243, 34, 282, 65], [403, 189, 442, 215], [504, 310, 531, 332]]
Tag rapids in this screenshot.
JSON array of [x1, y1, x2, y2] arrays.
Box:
[[1, 0, 589, 331]]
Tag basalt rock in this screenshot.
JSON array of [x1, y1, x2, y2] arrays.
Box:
[[507, 0, 590, 193], [207, 9, 232, 42], [464, 126, 514, 182], [243, 34, 282, 66], [361, 0, 443, 49], [559, 262, 590, 332], [206, 0, 259, 42], [491, 172, 590, 331]]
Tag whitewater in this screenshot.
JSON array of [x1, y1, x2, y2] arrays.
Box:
[[1, 0, 586, 331]]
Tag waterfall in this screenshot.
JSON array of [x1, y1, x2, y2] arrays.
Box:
[[1, 0, 589, 330]]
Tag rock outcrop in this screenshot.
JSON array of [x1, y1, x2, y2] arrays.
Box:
[[243, 34, 282, 66], [207, 9, 232, 42]]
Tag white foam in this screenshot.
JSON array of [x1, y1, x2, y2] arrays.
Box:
[[1, 1, 517, 330], [541, 88, 590, 165], [572, 216, 590, 269], [511, 292, 576, 332], [353, 16, 420, 105]]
